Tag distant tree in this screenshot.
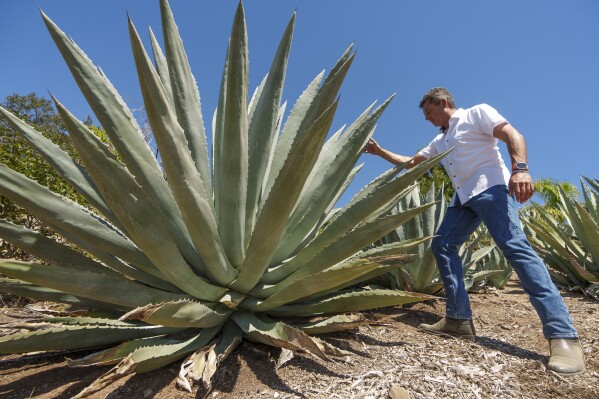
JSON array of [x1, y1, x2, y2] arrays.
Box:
[[419, 164, 454, 201], [527, 177, 579, 221], [534, 178, 579, 206], [0, 93, 93, 258]]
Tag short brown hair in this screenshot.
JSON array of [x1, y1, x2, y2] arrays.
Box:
[[419, 87, 456, 109]]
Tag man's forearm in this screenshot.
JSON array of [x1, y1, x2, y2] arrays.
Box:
[[506, 133, 528, 168], [493, 123, 528, 168], [378, 148, 413, 165]]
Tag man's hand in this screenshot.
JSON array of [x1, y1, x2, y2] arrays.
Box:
[[363, 138, 381, 155], [509, 172, 534, 203]]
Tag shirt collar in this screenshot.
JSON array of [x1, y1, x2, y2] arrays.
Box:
[[441, 108, 465, 133]]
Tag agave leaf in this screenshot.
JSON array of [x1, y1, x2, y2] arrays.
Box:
[[312, 337, 353, 357], [232, 101, 339, 294], [261, 100, 287, 197], [0, 106, 118, 225], [541, 250, 585, 287], [148, 27, 174, 106], [260, 70, 324, 211], [360, 237, 433, 258], [178, 322, 242, 392], [273, 96, 395, 263], [414, 249, 438, 292], [41, 11, 205, 273], [582, 177, 599, 219], [70, 336, 180, 367], [268, 288, 435, 317], [0, 260, 188, 309], [57, 99, 227, 299], [295, 240, 427, 300], [73, 327, 221, 399], [292, 313, 373, 334], [323, 164, 363, 216], [55, 97, 214, 291], [464, 270, 503, 291], [0, 323, 181, 354], [532, 202, 584, 261], [262, 47, 354, 210], [262, 168, 406, 284], [254, 257, 406, 311], [120, 300, 232, 328], [394, 188, 422, 250], [264, 151, 449, 284], [275, 138, 362, 260], [299, 262, 421, 305], [423, 282, 445, 295], [581, 180, 599, 225], [129, 18, 239, 291], [248, 74, 268, 126], [0, 219, 118, 276], [572, 201, 599, 265], [231, 311, 328, 360], [159, 0, 211, 196], [359, 183, 420, 227], [178, 344, 217, 392], [461, 245, 495, 275], [420, 182, 436, 232], [30, 316, 150, 327], [212, 46, 227, 205], [0, 278, 123, 311], [246, 13, 295, 238], [558, 188, 589, 245], [213, 1, 249, 266], [0, 163, 152, 270], [583, 176, 599, 193], [564, 243, 599, 281], [269, 202, 436, 294], [433, 183, 447, 232], [525, 208, 571, 259]]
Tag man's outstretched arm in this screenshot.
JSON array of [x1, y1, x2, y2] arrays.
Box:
[[363, 138, 427, 169]]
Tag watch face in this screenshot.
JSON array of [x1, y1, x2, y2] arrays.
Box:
[[515, 162, 528, 170]]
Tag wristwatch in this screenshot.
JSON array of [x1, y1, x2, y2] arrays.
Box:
[[512, 162, 528, 173]]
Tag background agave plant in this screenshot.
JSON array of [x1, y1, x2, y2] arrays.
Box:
[[523, 177, 599, 299], [370, 183, 512, 294], [0, 0, 449, 396]]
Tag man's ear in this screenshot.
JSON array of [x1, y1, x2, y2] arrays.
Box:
[[440, 98, 448, 108]]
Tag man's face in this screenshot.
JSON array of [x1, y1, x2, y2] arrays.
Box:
[[422, 99, 448, 128]]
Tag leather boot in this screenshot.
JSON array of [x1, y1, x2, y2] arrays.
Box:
[[548, 339, 585, 375], [418, 317, 476, 342]]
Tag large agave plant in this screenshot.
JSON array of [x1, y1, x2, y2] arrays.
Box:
[[523, 177, 599, 299], [0, 1, 449, 396], [372, 183, 509, 294]]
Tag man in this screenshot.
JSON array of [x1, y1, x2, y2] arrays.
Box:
[[363, 87, 584, 375]]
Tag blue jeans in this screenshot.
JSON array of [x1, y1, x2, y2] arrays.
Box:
[[431, 184, 578, 339]]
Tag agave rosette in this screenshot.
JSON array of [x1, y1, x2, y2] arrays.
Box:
[[0, 1, 449, 395]]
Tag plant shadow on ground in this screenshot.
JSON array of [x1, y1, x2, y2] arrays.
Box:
[[205, 341, 351, 399], [0, 354, 110, 399]]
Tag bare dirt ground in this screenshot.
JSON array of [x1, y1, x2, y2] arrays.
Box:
[[1, 278, 597, 399]]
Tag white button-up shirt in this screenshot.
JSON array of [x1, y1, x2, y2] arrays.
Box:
[[417, 104, 511, 206]]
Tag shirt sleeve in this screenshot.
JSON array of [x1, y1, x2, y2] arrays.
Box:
[[417, 136, 439, 159], [472, 103, 508, 135]]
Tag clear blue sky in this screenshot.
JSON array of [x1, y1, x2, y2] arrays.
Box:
[[1, 1, 598, 206]]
